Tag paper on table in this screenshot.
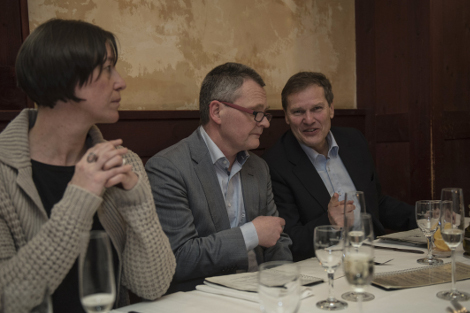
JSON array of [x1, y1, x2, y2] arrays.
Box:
[[377, 228, 428, 247], [205, 270, 323, 292], [196, 282, 314, 303], [372, 262, 470, 289]]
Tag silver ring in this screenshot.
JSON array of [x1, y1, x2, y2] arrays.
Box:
[[122, 158, 126, 166], [87, 152, 98, 163]]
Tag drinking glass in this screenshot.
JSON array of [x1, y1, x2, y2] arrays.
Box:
[[436, 188, 470, 301], [79, 231, 116, 313], [341, 192, 375, 302], [314, 225, 347, 310], [416, 200, 443, 265], [343, 214, 375, 313], [258, 261, 301, 313]]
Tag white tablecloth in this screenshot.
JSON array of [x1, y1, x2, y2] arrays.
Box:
[[112, 241, 470, 313]]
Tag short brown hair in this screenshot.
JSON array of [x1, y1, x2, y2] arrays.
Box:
[[281, 72, 333, 111]]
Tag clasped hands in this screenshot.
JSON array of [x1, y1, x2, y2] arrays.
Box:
[[70, 139, 138, 196], [328, 192, 356, 226]]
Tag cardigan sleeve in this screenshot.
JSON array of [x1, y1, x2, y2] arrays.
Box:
[[102, 150, 176, 300], [0, 169, 100, 311]]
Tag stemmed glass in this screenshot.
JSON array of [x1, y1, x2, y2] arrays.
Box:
[[79, 231, 116, 313], [436, 188, 470, 301], [343, 213, 375, 313], [258, 261, 301, 313], [415, 200, 443, 265], [314, 225, 347, 310], [341, 191, 375, 302]]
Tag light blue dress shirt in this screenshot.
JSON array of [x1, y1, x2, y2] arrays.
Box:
[[300, 131, 361, 223], [199, 127, 259, 270]]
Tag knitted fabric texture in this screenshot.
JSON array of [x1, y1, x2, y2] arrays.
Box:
[[0, 109, 176, 311]]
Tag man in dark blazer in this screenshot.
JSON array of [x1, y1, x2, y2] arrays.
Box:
[[262, 72, 417, 261], [145, 63, 292, 292]]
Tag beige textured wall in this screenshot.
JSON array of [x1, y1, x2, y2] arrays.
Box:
[[28, 0, 356, 110]]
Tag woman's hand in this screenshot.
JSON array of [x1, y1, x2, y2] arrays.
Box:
[[70, 139, 138, 196]]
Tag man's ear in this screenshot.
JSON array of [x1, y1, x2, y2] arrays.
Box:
[[330, 102, 335, 119], [284, 111, 290, 125], [209, 100, 222, 125]]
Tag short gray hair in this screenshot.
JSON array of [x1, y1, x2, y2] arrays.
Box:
[[199, 62, 265, 125]]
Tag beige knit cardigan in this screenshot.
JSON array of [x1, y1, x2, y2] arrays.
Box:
[[0, 109, 176, 311]]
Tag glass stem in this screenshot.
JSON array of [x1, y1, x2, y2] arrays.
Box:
[[426, 235, 433, 260], [327, 271, 335, 302], [451, 249, 456, 293], [358, 292, 363, 313]]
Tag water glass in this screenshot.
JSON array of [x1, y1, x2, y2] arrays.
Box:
[[314, 225, 347, 310], [416, 200, 443, 265], [436, 189, 470, 301], [342, 213, 375, 302], [79, 231, 116, 313], [258, 261, 301, 313]]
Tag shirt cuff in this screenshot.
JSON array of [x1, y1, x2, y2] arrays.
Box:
[[240, 222, 259, 251]]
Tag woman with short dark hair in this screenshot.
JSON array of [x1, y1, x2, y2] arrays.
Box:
[[0, 19, 175, 312]]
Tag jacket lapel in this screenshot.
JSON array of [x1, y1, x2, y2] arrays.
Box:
[[189, 130, 231, 232], [284, 131, 331, 212], [333, 128, 368, 193]]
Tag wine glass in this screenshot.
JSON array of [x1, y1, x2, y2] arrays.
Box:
[[79, 231, 116, 313], [341, 213, 375, 302], [436, 188, 470, 301], [343, 214, 375, 313], [314, 225, 347, 310], [415, 200, 443, 265], [341, 192, 375, 302], [258, 261, 301, 313]]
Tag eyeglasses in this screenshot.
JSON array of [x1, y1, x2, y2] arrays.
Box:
[[216, 101, 272, 123]]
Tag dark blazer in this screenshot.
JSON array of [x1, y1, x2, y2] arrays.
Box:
[[262, 127, 417, 261], [145, 128, 292, 292]]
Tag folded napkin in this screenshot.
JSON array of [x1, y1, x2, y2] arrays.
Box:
[[196, 282, 314, 303]]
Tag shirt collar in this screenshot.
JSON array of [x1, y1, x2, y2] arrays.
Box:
[[300, 131, 339, 161], [199, 126, 249, 166]]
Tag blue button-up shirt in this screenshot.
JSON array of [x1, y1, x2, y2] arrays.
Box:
[[199, 127, 259, 270], [300, 131, 360, 223]]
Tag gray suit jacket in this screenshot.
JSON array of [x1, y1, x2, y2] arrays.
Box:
[[145, 129, 292, 292]]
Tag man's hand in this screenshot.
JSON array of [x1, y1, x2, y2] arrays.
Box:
[[327, 193, 355, 226], [252, 216, 285, 248]]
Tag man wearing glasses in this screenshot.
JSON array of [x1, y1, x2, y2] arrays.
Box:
[[145, 62, 292, 293]]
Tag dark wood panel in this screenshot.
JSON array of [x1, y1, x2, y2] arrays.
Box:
[[375, 113, 409, 143], [442, 111, 470, 140], [0, 0, 31, 110], [438, 138, 470, 216], [355, 0, 376, 111], [0, 1, 23, 65], [375, 142, 412, 204], [2, 109, 369, 165]]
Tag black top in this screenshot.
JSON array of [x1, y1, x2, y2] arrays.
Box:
[[31, 160, 117, 313]]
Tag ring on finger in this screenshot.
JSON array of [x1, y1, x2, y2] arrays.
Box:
[[87, 152, 98, 163], [122, 158, 126, 166]]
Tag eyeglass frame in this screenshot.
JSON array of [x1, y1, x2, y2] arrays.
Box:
[[215, 100, 272, 123]]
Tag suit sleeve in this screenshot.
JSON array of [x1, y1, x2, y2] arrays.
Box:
[[145, 155, 248, 282], [260, 162, 293, 262], [269, 165, 329, 260]]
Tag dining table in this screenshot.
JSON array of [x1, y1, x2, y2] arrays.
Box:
[[112, 238, 470, 313]]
